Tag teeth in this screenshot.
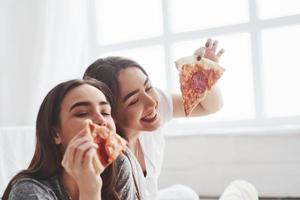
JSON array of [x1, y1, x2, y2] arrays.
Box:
[[144, 111, 156, 120]]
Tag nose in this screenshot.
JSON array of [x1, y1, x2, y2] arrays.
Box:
[[143, 92, 157, 107], [92, 112, 107, 127]]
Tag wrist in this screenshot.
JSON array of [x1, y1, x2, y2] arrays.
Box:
[[79, 191, 101, 200], [78, 179, 102, 198]]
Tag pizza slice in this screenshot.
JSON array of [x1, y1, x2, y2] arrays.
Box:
[[85, 120, 127, 174], [175, 56, 225, 116]]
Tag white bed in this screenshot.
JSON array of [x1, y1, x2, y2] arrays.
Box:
[[1, 126, 300, 198], [0, 127, 35, 196]]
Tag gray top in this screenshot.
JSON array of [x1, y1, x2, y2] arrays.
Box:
[[8, 154, 136, 200]]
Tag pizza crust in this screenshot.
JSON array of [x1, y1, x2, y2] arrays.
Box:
[[176, 56, 224, 73]]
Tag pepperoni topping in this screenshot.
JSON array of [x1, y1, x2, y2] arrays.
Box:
[[190, 71, 208, 93], [94, 135, 109, 166]]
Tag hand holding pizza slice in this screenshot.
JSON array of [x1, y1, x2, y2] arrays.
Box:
[[84, 120, 127, 174], [175, 56, 225, 116]]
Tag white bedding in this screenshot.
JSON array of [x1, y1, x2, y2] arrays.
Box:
[[0, 127, 35, 196]]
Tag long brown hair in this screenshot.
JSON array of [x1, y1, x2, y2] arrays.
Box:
[[2, 79, 120, 200]]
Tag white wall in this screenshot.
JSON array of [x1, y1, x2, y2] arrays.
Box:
[[159, 129, 300, 198]]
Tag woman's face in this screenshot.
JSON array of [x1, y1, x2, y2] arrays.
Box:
[[115, 67, 160, 136], [56, 84, 116, 148]]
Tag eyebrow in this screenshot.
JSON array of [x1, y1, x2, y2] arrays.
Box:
[[122, 78, 149, 103], [69, 101, 109, 112]]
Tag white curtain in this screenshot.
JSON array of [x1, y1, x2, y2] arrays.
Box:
[[0, 0, 91, 126]]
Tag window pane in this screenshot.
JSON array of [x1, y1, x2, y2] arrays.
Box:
[[262, 25, 300, 117], [257, 0, 300, 19], [168, 0, 249, 33], [171, 33, 254, 121], [95, 0, 163, 45], [99, 46, 166, 90]]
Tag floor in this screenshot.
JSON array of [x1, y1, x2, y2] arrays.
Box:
[[200, 197, 300, 200]]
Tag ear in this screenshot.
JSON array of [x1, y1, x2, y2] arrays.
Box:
[[52, 127, 62, 144], [54, 133, 62, 145]]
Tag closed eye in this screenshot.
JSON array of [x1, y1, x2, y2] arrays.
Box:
[[102, 112, 111, 116], [129, 99, 139, 106], [75, 112, 88, 117], [145, 86, 152, 92]]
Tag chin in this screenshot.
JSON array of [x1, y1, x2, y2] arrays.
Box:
[[142, 119, 160, 132]]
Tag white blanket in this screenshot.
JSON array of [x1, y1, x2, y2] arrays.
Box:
[[0, 127, 35, 195], [219, 180, 258, 200]]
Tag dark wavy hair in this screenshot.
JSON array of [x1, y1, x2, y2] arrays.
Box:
[[2, 79, 121, 200]]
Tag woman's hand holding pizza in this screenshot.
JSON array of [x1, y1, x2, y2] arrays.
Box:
[[175, 38, 225, 116], [62, 127, 103, 194]]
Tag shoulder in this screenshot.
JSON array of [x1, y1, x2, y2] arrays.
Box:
[[156, 88, 172, 107], [115, 150, 132, 176], [155, 88, 173, 123], [9, 177, 56, 200], [114, 150, 136, 200]]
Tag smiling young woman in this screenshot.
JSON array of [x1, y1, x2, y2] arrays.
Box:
[[2, 79, 136, 200]]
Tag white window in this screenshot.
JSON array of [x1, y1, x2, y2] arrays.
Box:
[[90, 0, 300, 134]]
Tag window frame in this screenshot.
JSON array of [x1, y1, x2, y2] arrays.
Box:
[[88, 0, 300, 134]]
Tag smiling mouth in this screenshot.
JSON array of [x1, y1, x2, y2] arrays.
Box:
[[141, 111, 158, 123]]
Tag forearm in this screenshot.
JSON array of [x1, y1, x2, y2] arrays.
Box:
[[192, 85, 223, 116]]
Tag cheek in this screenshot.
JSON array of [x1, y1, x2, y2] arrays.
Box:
[[60, 119, 86, 145], [107, 117, 117, 133], [117, 107, 141, 127]]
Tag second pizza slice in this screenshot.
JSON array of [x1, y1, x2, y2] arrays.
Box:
[[175, 56, 225, 116]]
